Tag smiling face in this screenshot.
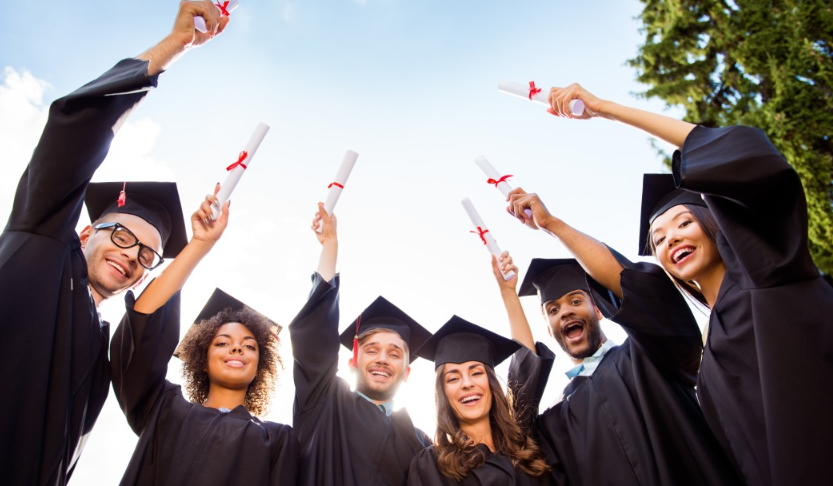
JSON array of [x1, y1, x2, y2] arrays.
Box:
[[650, 205, 723, 284], [206, 322, 260, 392], [352, 330, 411, 402], [441, 361, 493, 427], [544, 290, 605, 360], [80, 212, 162, 300]]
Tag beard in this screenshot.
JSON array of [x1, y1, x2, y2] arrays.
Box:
[[355, 371, 403, 402], [553, 317, 604, 360]]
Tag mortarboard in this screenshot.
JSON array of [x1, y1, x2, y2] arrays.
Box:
[[413, 315, 520, 370], [518, 258, 619, 318], [175, 288, 282, 358], [339, 296, 432, 364], [638, 174, 707, 256], [85, 181, 187, 258]]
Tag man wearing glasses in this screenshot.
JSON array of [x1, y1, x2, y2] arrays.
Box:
[[0, 2, 228, 484]]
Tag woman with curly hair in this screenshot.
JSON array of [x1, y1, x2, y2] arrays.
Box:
[[110, 187, 299, 485], [408, 316, 551, 485]]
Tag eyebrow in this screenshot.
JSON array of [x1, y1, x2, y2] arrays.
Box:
[[651, 210, 693, 236], [214, 334, 257, 342], [362, 341, 404, 353], [444, 363, 484, 377]]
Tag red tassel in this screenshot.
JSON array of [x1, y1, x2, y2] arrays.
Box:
[[351, 314, 362, 367], [117, 181, 127, 207]]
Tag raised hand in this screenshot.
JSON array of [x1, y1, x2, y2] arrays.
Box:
[[491, 251, 519, 290], [547, 83, 607, 120], [312, 203, 338, 246], [506, 187, 554, 231], [192, 183, 230, 245]]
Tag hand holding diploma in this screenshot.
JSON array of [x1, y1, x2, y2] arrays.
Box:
[[491, 251, 520, 293], [462, 198, 516, 281], [211, 122, 270, 220], [474, 155, 532, 217], [506, 188, 555, 231], [499, 80, 584, 116], [194, 0, 239, 33], [317, 150, 359, 233]]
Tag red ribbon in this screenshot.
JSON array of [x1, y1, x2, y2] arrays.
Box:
[[528, 81, 541, 100], [487, 174, 513, 186], [215, 1, 231, 16], [117, 181, 127, 208], [226, 151, 248, 171], [328, 182, 344, 189], [470, 227, 490, 245]]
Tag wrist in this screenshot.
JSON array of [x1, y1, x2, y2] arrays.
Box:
[[187, 237, 216, 254], [596, 100, 618, 121]]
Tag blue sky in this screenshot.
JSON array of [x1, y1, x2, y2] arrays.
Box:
[[1, 1, 697, 482]]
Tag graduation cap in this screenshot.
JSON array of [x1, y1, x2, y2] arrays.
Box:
[[518, 258, 619, 318], [174, 288, 282, 358], [85, 181, 188, 258], [413, 315, 520, 370], [339, 296, 432, 364], [638, 174, 707, 256]]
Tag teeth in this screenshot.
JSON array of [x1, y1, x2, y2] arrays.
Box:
[[371, 371, 390, 377], [107, 260, 126, 276], [461, 395, 481, 403], [673, 248, 693, 263]]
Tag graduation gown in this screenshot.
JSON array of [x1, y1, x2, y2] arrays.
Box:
[[509, 256, 742, 486], [0, 59, 158, 485], [672, 125, 833, 485], [407, 445, 551, 486], [111, 292, 299, 485], [289, 273, 431, 486]]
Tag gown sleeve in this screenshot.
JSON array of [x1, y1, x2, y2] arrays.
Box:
[[672, 125, 818, 287], [5, 59, 158, 241], [507, 343, 555, 434], [407, 448, 456, 486], [110, 289, 181, 435], [288, 273, 340, 415], [606, 247, 702, 385], [270, 425, 301, 486]]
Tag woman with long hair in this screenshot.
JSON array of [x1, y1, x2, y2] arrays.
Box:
[[408, 317, 552, 485], [110, 187, 299, 485], [506, 84, 833, 485]]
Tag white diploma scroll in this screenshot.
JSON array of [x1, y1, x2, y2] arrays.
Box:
[[461, 197, 516, 281], [211, 122, 270, 220], [498, 80, 584, 116], [317, 150, 359, 233], [194, 0, 239, 33], [474, 155, 532, 217]]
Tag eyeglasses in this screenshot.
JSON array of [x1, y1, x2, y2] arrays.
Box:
[[93, 222, 164, 270]]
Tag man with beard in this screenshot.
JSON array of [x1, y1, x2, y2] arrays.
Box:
[[0, 3, 228, 484], [490, 187, 743, 485], [289, 203, 433, 486]]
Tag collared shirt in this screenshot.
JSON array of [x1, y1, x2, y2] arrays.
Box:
[[565, 340, 617, 379], [355, 391, 394, 417]]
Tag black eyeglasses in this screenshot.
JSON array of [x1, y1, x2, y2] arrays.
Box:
[[93, 222, 164, 270]]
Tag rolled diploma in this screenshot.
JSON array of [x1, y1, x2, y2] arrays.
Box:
[[497, 80, 584, 116], [462, 198, 516, 281], [474, 155, 532, 217], [211, 122, 270, 220], [194, 0, 240, 33], [317, 150, 359, 233]]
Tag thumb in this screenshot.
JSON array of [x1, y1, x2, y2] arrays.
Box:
[[213, 182, 221, 197]]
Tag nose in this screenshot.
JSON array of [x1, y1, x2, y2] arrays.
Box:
[[231, 343, 243, 354], [120, 245, 141, 265]]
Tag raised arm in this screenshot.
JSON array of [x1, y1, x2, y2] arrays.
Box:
[[506, 188, 624, 300], [490, 251, 535, 351], [546, 83, 696, 149], [133, 186, 229, 314]]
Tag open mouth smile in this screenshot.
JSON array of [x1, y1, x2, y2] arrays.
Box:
[[671, 245, 696, 265], [459, 393, 483, 406], [105, 258, 131, 279], [368, 368, 392, 380], [224, 359, 247, 368], [562, 320, 585, 343]]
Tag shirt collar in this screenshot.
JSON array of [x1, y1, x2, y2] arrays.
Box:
[[355, 391, 394, 416], [564, 340, 616, 379]]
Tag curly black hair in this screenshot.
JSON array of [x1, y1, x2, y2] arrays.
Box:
[[178, 307, 282, 417]]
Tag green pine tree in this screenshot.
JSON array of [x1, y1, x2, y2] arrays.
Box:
[[629, 0, 833, 274]]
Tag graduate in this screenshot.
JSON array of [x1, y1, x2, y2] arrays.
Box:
[[526, 83, 833, 485], [407, 317, 552, 486], [109, 185, 299, 485], [288, 203, 433, 486], [0, 3, 228, 483], [491, 250, 740, 484]]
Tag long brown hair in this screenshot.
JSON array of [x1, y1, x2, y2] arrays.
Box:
[[433, 365, 550, 480], [179, 307, 283, 417], [649, 203, 721, 308]]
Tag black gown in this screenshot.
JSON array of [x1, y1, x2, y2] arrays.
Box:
[[672, 125, 833, 485], [407, 445, 551, 486], [0, 59, 158, 485], [509, 255, 742, 486], [289, 273, 431, 486], [110, 291, 299, 485]]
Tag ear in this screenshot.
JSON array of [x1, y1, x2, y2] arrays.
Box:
[[402, 365, 411, 383], [348, 358, 358, 371], [593, 304, 604, 321], [79, 225, 93, 250]]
